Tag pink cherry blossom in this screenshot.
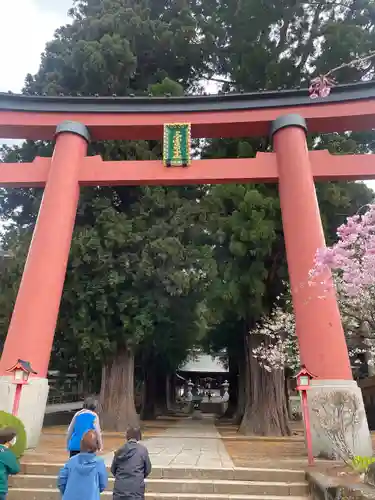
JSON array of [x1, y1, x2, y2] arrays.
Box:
[[312, 204, 375, 297], [309, 75, 335, 99]]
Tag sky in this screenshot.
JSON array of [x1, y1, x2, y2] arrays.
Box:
[[0, 0, 374, 190], [0, 0, 72, 94], [0, 0, 73, 146]]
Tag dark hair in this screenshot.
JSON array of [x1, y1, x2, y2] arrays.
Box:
[[80, 430, 99, 453], [0, 427, 16, 445], [126, 427, 141, 441], [83, 397, 97, 412]]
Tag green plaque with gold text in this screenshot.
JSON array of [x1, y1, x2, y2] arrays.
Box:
[[163, 123, 191, 167]]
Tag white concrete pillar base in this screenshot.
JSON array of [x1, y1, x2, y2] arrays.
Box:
[[0, 376, 49, 448], [307, 379, 372, 459]]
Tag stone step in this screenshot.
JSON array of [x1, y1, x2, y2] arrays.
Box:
[[20, 463, 306, 482], [10, 475, 308, 496], [8, 491, 309, 500]]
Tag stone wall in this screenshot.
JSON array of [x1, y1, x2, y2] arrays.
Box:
[[307, 471, 375, 500]]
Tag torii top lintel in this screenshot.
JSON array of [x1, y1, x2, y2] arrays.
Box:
[[1, 81, 375, 141]]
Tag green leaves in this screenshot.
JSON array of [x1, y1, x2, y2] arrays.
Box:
[[149, 77, 184, 97], [0, 0, 219, 378], [51, 182, 216, 373], [203, 182, 281, 330]]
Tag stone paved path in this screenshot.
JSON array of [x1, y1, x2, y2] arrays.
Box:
[[103, 415, 234, 469]]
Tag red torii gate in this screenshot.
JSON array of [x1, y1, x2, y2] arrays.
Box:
[[0, 82, 374, 453]]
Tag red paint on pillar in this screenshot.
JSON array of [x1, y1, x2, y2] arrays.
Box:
[[274, 125, 352, 380], [301, 391, 314, 466], [12, 385, 22, 416], [0, 130, 87, 378]]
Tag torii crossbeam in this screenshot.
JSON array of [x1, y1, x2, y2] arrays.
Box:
[[1, 150, 375, 187]]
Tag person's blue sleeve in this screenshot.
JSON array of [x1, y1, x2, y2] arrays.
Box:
[[57, 463, 69, 494], [98, 459, 108, 492], [66, 413, 77, 449]]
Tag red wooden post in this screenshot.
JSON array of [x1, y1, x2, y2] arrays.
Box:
[[12, 384, 22, 416], [301, 390, 314, 466], [5, 360, 37, 416], [273, 115, 372, 459], [295, 366, 315, 466], [0, 123, 89, 448], [0, 122, 89, 378], [271, 114, 352, 380]]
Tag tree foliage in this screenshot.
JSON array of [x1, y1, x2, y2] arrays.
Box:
[[198, 0, 375, 434], [0, 0, 216, 429]]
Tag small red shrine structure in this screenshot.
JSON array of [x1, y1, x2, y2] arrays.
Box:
[[295, 366, 315, 392], [6, 359, 37, 416], [0, 81, 373, 453], [295, 366, 315, 465]]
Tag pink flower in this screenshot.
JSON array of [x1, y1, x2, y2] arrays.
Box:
[[309, 75, 335, 99], [311, 205, 375, 297]]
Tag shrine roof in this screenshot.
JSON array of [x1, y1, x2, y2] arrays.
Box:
[[179, 354, 228, 373], [0, 80, 374, 114], [2, 80, 375, 140]]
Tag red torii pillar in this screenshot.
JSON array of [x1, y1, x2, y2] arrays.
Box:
[[0, 121, 89, 447], [271, 114, 372, 457]]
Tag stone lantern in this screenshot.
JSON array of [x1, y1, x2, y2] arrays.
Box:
[[222, 380, 229, 402]]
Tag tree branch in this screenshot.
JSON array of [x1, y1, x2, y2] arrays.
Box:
[[200, 76, 235, 85], [300, 0, 351, 9], [325, 49, 375, 77], [298, 3, 323, 73]]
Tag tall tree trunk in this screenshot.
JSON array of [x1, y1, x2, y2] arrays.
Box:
[[99, 348, 139, 431], [234, 353, 246, 425], [141, 360, 168, 419], [285, 373, 292, 420], [170, 374, 178, 409], [156, 371, 168, 415], [239, 335, 290, 436], [166, 374, 175, 411], [141, 363, 157, 420]]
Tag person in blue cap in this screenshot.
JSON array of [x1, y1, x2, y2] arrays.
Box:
[[67, 397, 103, 457]]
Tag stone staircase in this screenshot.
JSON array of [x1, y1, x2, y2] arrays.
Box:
[[9, 463, 309, 500]]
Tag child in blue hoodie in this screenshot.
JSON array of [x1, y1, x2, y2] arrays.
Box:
[[58, 430, 108, 500], [67, 397, 103, 457]]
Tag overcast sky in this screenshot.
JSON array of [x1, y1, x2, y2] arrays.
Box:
[[0, 0, 72, 147], [0, 0, 72, 93], [0, 0, 374, 191]]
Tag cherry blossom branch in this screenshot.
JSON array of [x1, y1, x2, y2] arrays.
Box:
[[309, 50, 375, 98]]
